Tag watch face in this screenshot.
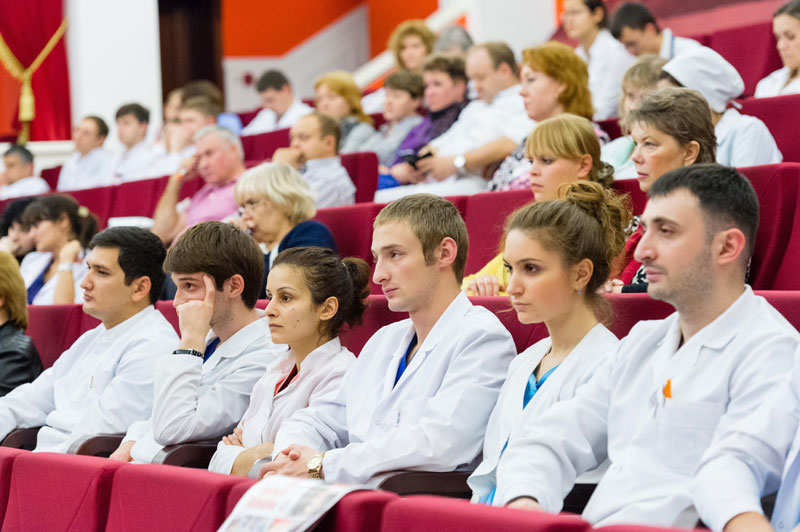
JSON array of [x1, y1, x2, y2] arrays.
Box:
[[308, 455, 321, 469]]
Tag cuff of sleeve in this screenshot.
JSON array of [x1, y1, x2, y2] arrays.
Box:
[[321, 448, 344, 483], [701, 498, 764, 532], [124, 419, 149, 442]]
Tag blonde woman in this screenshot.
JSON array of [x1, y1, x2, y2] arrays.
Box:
[[314, 71, 375, 153]]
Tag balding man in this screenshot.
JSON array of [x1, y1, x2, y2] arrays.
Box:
[[152, 126, 246, 246]]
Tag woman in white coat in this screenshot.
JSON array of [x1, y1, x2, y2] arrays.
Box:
[[468, 179, 631, 504], [208, 246, 368, 476], [564, 0, 634, 120], [755, 0, 800, 97]]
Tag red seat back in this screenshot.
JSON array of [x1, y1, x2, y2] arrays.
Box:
[[341, 152, 379, 204], [3, 452, 125, 532], [739, 95, 800, 163], [316, 490, 398, 532], [155, 301, 180, 333], [26, 304, 87, 369], [314, 203, 383, 265], [340, 295, 406, 356], [110, 176, 170, 218], [611, 179, 647, 216], [224, 478, 257, 517], [69, 185, 116, 229], [40, 166, 61, 190], [597, 118, 623, 142], [236, 108, 261, 128], [0, 448, 25, 527], [241, 128, 290, 161], [710, 22, 783, 97]]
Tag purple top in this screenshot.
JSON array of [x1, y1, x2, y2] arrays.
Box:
[[391, 100, 469, 166]]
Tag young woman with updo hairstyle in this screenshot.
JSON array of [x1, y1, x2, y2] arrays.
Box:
[[469, 180, 631, 505], [467, 113, 616, 296], [209, 246, 369, 477], [314, 71, 376, 154], [755, 0, 800, 97], [19, 195, 99, 305]]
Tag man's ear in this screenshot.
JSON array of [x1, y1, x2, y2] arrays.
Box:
[[225, 274, 245, 298], [437, 237, 458, 270], [715, 228, 747, 269], [130, 276, 152, 303]]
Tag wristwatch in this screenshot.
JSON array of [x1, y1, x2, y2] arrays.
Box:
[[172, 348, 204, 359], [308, 452, 325, 479], [453, 154, 467, 175]]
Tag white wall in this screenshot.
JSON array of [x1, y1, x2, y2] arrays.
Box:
[[65, 0, 163, 154], [466, 0, 557, 57]]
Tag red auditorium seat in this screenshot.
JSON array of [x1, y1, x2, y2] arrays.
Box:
[[611, 179, 647, 216], [340, 295, 405, 355], [341, 152, 379, 203], [739, 95, 800, 163], [594, 526, 686, 532], [26, 304, 87, 369], [41, 166, 61, 190], [597, 118, 623, 142], [741, 163, 800, 290], [155, 300, 180, 333], [0, 448, 25, 526], [224, 477, 257, 516], [316, 490, 399, 532], [236, 108, 261, 128], [380, 496, 592, 532], [241, 127, 290, 161], [70, 184, 116, 229], [314, 202, 384, 264], [710, 22, 783, 97], [463, 189, 533, 275], [105, 464, 246, 532], [110, 176, 170, 218], [2, 452, 125, 532]]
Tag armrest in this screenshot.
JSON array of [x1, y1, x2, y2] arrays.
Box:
[[0, 427, 41, 450], [154, 439, 220, 468], [68, 434, 125, 457], [377, 470, 472, 498]]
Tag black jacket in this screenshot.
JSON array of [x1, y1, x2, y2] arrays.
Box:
[[0, 322, 43, 397]]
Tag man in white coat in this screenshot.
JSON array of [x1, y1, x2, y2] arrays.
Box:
[[110, 221, 283, 464], [57, 116, 114, 191], [262, 193, 516, 485], [241, 70, 312, 136], [610, 2, 701, 59], [0, 226, 178, 452], [494, 164, 800, 528], [111, 103, 159, 182], [0, 145, 49, 200]]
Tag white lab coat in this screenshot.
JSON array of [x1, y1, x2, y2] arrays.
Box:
[[0, 306, 178, 452], [57, 148, 114, 191], [126, 315, 282, 463], [576, 29, 635, 120], [715, 108, 782, 167], [19, 251, 88, 305], [208, 337, 354, 474], [0, 176, 50, 200], [659, 28, 701, 60], [241, 99, 313, 136], [469, 324, 619, 503], [272, 292, 516, 486], [495, 287, 799, 528], [755, 67, 800, 98], [693, 347, 800, 532], [112, 141, 160, 183]]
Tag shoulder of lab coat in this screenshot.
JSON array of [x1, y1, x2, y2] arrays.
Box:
[[715, 108, 782, 167]]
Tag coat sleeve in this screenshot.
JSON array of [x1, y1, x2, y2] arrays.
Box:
[[0, 366, 56, 439]]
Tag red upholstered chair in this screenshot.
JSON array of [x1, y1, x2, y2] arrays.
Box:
[[241, 127, 291, 161], [237, 108, 261, 128], [340, 295, 405, 356], [68, 185, 116, 229], [110, 176, 169, 218], [341, 152, 379, 203], [739, 95, 800, 163], [0, 448, 25, 526], [26, 304, 87, 369], [739, 163, 800, 290], [105, 464, 242, 532], [316, 490, 398, 532], [611, 179, 647, 216], [370, 112, 388, 130], [314, 202, 383, 264], [760, 291, 800, 330], [224, 477, 258, 516], [381, 496, 592, 532], [471, 296, 547, 353], [178, 175, 206, 202], [710, 22, 783, 97], [606, 294, 675, 338], [155, 301, 180, 333], [594, 526, 686, 532], [40, 166, 62, 190], [444, 195, 469, 218], [597, 118, 622, 142], [2, 452, 125, 532], [463, 189, 533, 276]]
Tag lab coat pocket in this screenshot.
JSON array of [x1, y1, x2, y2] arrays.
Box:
[[656, 398, 725, 474]]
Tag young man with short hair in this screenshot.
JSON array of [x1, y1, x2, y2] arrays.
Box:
[[610, 2, 701, 58], [111, 221, 283, 463], [112, 102, 158, 182], [272, 111, 355, 209], [58, 115, 114, 191], [241, 70, 313, 136], [0, 226, 178, 452], [0, 145, 49, 200], [494, 165, 799, 528], [262, 193, 515, 485]]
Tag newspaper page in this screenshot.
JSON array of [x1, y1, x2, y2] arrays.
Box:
[[218, 475, 366, 532]]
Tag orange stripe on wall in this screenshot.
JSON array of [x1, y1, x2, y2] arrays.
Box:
[[222, 0, 363, 57], [366, 0, 437, 57]]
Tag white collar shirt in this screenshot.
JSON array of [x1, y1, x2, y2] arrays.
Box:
[[241, 99, 313, 136], [755, 67, 800, 98], [576, 29, 635, 120], [112, 141, 160, 183], [715, 108, 782, 167], [57, 147, 114, 191], [0, 176, 50, 200]]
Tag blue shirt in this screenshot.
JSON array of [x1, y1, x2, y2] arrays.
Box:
[[394, 334, 418, 387]]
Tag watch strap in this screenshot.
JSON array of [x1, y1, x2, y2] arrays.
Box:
[[172, 348, 204, 359]]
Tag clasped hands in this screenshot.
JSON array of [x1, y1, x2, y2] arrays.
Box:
[[258, 444, 321, 480]]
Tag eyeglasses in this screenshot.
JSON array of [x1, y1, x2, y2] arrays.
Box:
[[237, 199, 265, 215]]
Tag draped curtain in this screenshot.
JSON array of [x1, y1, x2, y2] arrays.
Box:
[[0, 0, 71, 142]]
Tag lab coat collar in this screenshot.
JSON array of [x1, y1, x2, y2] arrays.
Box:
[[102, 305, 157, 336], [274, 337, 344, 398], [203, 312, 270, 372]]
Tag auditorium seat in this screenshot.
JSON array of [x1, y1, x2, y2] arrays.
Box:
[[611, 179, 647, 216], [236, 108, 261, 128], [110, 176, 170, 218], [70, 184, 116, 229], [2, 452, 125, 532], [0, 448, 25, 526], [380, 495, 592, 532], [315, 490, 399, 532], [597, 118, 623, 142], [710, 22, 783, 97], [340, 295, 404, 355], [594, 526, 686, 532], [314, 203, 383, 264], [41, 166, 61, 190], [739, 95, 800, 163], [224, 477, 258, 516], [105, 464, 245, 532], [341, 152, 379, 203], [241, 127, 290, 161], [26, 304, 87, 369], [155, 300, 180, 333]]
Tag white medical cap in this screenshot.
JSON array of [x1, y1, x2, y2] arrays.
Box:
[[661, 46, 744, 113]]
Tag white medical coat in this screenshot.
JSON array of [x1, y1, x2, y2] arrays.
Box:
[[19, 251, 88, 305], [659, 28, 701, 60], [576, 29, 635, 120], [57, 148, 114, 191], [755, 67, 800, 98], [0, 306, 178, 452], [126, 316, 281, 463], [241, 99, 313, 136], [0, 176, 49, 200], [112, 141, 160, 183], [715, 108, 782, 168], [495, 287, 799, 528], [208, 337, 354, 474], [469, 324, 618, 503], [272, 292, 516, 486]]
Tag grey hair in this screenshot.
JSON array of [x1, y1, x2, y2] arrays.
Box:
[[435, 25, 474, 54], [194, 125, 244, 161]]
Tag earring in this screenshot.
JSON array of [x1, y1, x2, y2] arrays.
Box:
[[577, 288, 582, 295]]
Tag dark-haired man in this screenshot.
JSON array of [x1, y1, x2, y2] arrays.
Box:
[[610, 2, 700, 58], [495, 165, 799, 528], [242, 70, 312, 136], [0, 227, 178, 452], [112, 103, 158, 182], [110, 221, 283, 463], [0, 145, 49, 200], [58, 115, 114, 191]]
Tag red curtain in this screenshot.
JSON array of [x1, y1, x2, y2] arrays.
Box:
[[0, 0, 71, 141]]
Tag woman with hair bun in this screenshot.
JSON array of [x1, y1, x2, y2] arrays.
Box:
[[469, 180, 631, 505], [467, 113, 616, 296], [209, 246, 369, 477], [19, 195, 99, 305]]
